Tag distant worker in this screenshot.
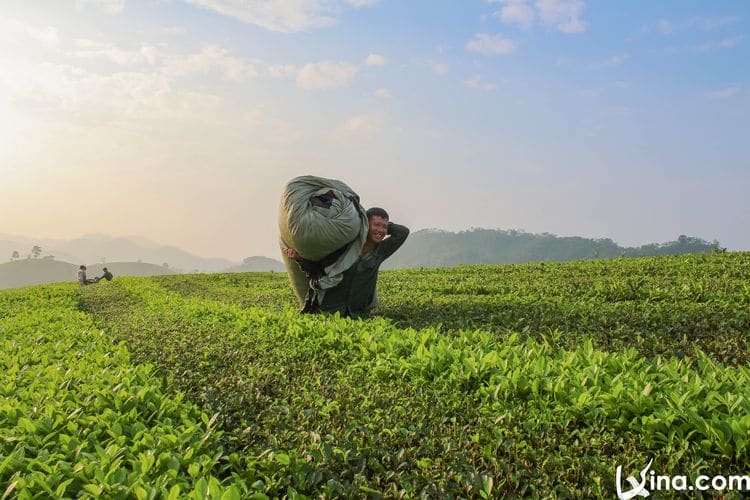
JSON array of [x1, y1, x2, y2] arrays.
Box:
[[76, 265, 97, 285], [100, 267, 114, 281], [285, 207, 409, 318]]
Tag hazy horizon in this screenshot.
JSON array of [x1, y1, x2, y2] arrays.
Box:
[[2, 1, 748, 261], [0, 227, 735, 264]]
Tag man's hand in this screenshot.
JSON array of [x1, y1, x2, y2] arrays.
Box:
[[283, 247, 300, 260]]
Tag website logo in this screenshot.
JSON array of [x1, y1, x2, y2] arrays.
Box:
[[616, 459, 653, 500]]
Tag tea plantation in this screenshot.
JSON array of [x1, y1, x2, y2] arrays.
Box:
[[2, 253, 749, 498]]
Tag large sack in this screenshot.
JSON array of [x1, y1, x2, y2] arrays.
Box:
[[278, 175, 368, 305]]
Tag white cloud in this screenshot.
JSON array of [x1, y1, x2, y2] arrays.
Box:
[[432, 62, 448, 75], [3, 19, 60, 49], [490, 0, 585, 33], [155, 26, 187, 36], [708, 85, 740, 99], [346, 0, 379, 6], [496, 0, 535, 28], [650, 16, 741, 35], [184, 0, 339, 33], [335, 112, 385, 138], [71, 39, 160, 65], [1, 59, 224, 123], [694, 36, 743, 53], [465, 75, 497, 91], [373, 88, 391, 98], [535, 0, 585, 33], [365, 53, 386, 66], [76, 0, 125, 14], [579, 88, 600, 98], [605, 105, 631, 116], [267, 64, 297, 78], [65, 39, 258, 81], [163, 45, 259, 81], [466, 33, 517, 55], [598, 53, 630, 67], [296, 61, 357, 90], [657, 19, 674, 35]]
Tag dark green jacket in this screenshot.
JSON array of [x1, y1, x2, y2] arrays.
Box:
[[319, 222, 409, 318]]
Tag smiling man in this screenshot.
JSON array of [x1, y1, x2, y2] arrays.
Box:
[[317, 207, 409, 318], [285, 207, 409, 318]]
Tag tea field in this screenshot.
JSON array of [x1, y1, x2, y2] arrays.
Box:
[[2, 252, 750, 497]]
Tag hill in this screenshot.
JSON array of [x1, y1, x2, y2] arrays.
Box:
[[0, 259, 179, 290], [0, 233, 235, 272], [383, 229, 720, 268], [223, 256, 286, 273], [0, 259, 78, 289]]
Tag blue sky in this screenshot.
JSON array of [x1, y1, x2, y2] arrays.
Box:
[[0, 1, 748, 260]]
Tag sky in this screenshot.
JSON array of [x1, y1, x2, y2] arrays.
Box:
[[0, 0, 748, 261]]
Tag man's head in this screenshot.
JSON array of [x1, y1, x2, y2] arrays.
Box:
[[80, 265, 86, 270], [103, 267, 108, 272], [366, 207, 389, 245]]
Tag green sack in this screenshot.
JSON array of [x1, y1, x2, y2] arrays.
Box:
[[278, 175, 368, 305]]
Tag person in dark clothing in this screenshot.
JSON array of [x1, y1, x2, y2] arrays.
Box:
[[284, 207, 409, 318], [100, 267, 114, 281]]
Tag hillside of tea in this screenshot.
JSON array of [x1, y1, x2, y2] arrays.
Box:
[[2, 253, 749, 497]]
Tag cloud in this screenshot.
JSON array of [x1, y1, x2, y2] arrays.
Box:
[[1, 59, 224, 123], [184, 0, 340, 32], [708, 85, 740, 99], [155, 26, 187, 36], [605, 105, 631, 116], [365, 53, 386, 65], [71, 39, 160, 65], [163, 45, 259, 81], [657, 19, 674, 35], [335, 112, 386, 138], [649, 16, 741, 35], [496, 0, 535, 28], [535, 0, 586, 33], [267, 64, 297, 78], [373, 88, 391, 98], [598, 53, 630, 66], [76, 0, 125, 14], [694, 36, 743, 53], [465, 75, 497, 91], [296, 61, 357, 89], [492, 0, 585, 33], [432, 62, 448, 75], [346, 0, 379, 6], [3, 19, 60, 48], [66, 40, 259, 81], [466, 33, 517, 55]]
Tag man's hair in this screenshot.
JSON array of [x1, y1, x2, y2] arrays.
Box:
[[366, 207, 389, 220], [103, 267, 108, 271]]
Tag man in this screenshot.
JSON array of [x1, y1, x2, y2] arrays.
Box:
[[76, 265, 96, 285], [100, 267, 114, 281], [284, 207, 409, 318]]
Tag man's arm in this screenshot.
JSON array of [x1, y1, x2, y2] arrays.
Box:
[[378, 222, 409, 260]]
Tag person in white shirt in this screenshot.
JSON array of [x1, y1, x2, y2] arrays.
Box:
[[77, 265, 97, 285]]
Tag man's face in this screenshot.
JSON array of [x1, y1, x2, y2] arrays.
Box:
[[367, 216, 388, 244]]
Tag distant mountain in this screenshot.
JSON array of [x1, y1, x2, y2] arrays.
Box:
[[0, 234, 236, 272], [224, 256, 286, 273], [0, 259, 78, 289], [0, 259, 177, 290], [382, 229, 720, 269]]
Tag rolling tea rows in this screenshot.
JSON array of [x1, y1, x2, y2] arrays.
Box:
[[2, 252, 749, 496], [0, 286, 248, 498]]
